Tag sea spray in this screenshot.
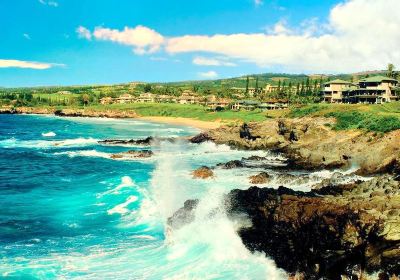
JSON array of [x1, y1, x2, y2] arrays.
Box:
[[148, 140, 287, 279]]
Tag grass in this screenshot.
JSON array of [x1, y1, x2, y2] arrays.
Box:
[[41, 103, 269, 123], [286, 102, 400, 133]]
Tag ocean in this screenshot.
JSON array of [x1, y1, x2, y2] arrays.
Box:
[[0, 114, 363, 279]]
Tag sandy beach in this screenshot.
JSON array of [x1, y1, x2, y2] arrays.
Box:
[[137, 116, 222, 130]]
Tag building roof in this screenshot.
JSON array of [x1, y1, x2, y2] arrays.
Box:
[[324, 79, 352, 85], [360, 75, 398, 83]]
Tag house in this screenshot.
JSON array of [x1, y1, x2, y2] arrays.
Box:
[[263, 84, 280, 94], [231, 100, 260, 111], [206, 98, 232, 111], [116, 93, 136, 104], [137, 93, 156, 103], [100, 96, 114, 105], [344, 76, 399, 104], [322, 79, 354, 103], [259, 99, 289, 110], [155, 94, 175, 103], [178, 90, 199, 104]]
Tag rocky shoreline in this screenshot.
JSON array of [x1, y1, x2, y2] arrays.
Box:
[[169, 176, 400, 279], [184, 120, 400, 279], [191, 118, 400, 175]]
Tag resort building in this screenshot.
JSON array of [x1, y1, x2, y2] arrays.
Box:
[[231, 100, 260, 111], [100, 96, 114, 105], [322, 79, 354, 103], [205, 98, 232, 111], [155, 94, 175, 103], [116, 93, 136, 104], [178, 90, 199, 104], [343, 76, 399, 104], [259, 99, 289, 110], [322, 76, 399, 104], [137, 93, 156, 103], [263, 84, 280, 94]]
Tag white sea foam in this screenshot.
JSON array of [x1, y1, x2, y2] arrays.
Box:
[[98, 176, 136, 197], [107, 195, 138, 215], [0, 137, 98, 149], [41, 131, 56, 137], [54, 150, 110, 159]]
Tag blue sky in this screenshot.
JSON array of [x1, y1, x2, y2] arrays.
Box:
[[1, 0, 398, 87]]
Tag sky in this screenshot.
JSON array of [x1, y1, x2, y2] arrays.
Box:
[[1, 0, 399, 87]]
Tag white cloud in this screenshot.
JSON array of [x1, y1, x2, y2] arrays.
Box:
[[38, 0, 58, 7], [78, 0, 400, 73], [254, 0, 263, 6], [76, 26, 92, 40], [92, 25, 164, 55], [198, 70, 218, 78], [23, 33, 31, 40], [193, 56, 237, 66], [0, 59, 64, 69], [165, 0, 400, 73]]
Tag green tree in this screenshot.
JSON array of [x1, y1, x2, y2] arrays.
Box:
[[144, 84, 152, 93], [387, 63, 395, 78], [81, 94, 90, 106], [245, 76, 249, 94]]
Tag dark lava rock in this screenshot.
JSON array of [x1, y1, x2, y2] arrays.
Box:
[[225, 181, 400, 279], [242, 155, 267, 161], [168, 176, 400, 279], [99, 137, 154, 146], [190, 133, 213, 144], [167, 199, 199, 230], [216, 160, 245, 169], [239, 123, 259, 141]]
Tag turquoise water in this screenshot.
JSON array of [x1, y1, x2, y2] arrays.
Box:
[[0, 114, 288, 280]]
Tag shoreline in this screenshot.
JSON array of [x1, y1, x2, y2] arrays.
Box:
[[137, 116, 221, 130], [0, 107, 221, 131]]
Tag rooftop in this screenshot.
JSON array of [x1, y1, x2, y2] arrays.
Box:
[[360, 75, 398, 83], [324, 79, 352, 85]]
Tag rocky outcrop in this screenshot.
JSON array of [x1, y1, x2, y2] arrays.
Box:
[[192, 166, 214, 179], [54, 108, 139, 118], [248, 172, 271, 184], [189, 133, 214, 143], [202, 118, 400, 174], [110, 150, 153, 159], [99, 137, 155, 146], [216, 160, 244, 169], [226, 176, 400, 279], [167, 199, 199, 230], [168, 176, 400, 279]]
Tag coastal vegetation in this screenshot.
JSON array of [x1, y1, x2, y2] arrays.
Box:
[[2, 69, 400, 132]]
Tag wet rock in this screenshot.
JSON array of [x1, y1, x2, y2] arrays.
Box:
[[192, 166, 214, 179], [110, 150, 153, 159], [190, 133, 213, 144], [216, 160, 244, 169], [225, 176, 400, 279], [167, 199, 199, 230], [249, 172, 271, 184], [99, 137, 154, 146], [242, 155, 267, 161]]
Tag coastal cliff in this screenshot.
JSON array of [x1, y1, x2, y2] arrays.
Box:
[[192, 118, 400, 175]]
